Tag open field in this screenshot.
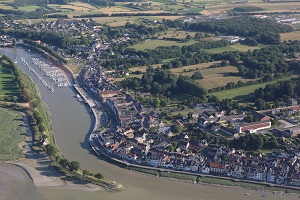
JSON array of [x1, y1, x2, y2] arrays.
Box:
[[211, 75, 298, 101], [171, 63, 254, 90], [17, 5, 40, 11], [156, 29, 197, 39], [196, 66, 255, 89], [0, 107, 26, 161], [205, 44, 262, 53], [0, 62, 20, 98], [281, 31, 300, 41], [0, 2, 14, 9], [170, 61, 221, 74], [98, 6, 135, 14], [205, 2, 300, 14], [132, 39, 198, 50]]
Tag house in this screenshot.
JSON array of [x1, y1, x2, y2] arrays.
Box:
[[199, 118, 208, 128], [251, 111, 270, 121], [179, 140, 190, 151], [202, 111, 213, 118], [209, 162, 226, 174], [236, 121, 271, 133], [215, 110, 225, 117], [211, 123, 221, 132], [288, 98, 298, 106], [283, 126, 300, 137], [220, 126, 237, 135], [191, 112, 199, 119]]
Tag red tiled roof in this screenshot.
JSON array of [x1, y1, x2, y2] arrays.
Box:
[[210, 162, 226, 169]]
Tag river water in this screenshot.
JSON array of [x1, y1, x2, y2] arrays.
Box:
[[1, 46, 299, 200]]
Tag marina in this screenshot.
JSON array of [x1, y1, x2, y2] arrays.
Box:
[[20, 57, 70, 94]]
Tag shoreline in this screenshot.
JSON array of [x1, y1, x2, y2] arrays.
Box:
[[5, 113, 104, 192]]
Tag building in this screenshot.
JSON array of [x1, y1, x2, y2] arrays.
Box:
[[236, 121, 271, 133]]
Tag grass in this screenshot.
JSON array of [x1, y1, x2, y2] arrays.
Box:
[[0, 61, 20, 98], [210, 75, 298, 101], [205, 44, 262, 54], [17, 5, 40, 12], [156, 29, 197, 39], [0, 2, 14, 9], [170, 63, 254, 90], [281, 31, 300, 41], [132, 39, 198, 51], [0, 107, 26, 161], [196, 66, 255, 90], [205, 2, 300, 14]]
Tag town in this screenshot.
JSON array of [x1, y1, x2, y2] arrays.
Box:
[[80, 62, 300, 187]]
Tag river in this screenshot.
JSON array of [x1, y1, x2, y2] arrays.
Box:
[[1, 45, 299, 200]]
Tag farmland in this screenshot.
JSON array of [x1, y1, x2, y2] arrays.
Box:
[[0, 107, 26, 161], [281, 31, 300, 41]]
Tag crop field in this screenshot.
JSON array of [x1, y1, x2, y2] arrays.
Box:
[[0, 107, 26, 161], [281, 31, 300, 41], [210, 75, 298, 101], [132, 39, 198, 50], [0, 62, 20, 98], [98, 6, 134, 14]]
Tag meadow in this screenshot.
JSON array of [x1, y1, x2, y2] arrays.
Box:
[[204, 44, 262, 53], [210, 76, 298, 101], [0, 61, 20, 99], [0, 107, 26, 161], [170, 63, 254, 90], [131, 39, 198, 50]]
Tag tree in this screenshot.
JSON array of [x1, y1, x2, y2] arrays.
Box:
[[45, 144, 56, 156], [59, 158, 70, 168], [255, 98, 267, 110], [95, 173, 104, 179], [12, 38, 16, 47], [244, 114, 254, 123], [83, 169, 93, 176], [153, 98, 160, 108], [191, 71, 203, 80], [69, 161, 80, 171]]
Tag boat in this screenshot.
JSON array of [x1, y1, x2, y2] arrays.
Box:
[[245, 193, 250, 195]]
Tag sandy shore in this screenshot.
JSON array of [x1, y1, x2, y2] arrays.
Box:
[[7, 114, 103, 192]]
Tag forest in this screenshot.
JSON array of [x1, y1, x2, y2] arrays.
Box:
[[187, 16, 293, 44], [122, 67, 207, 102]]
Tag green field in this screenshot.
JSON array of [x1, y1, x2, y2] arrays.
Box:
[[0, 107, 26, 161], [0, 61, 20, 99], [17, 5, 40, 11], [131, 39, 198, 51], [205, 44, 262, 53], [211, 76, 298, 101]]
